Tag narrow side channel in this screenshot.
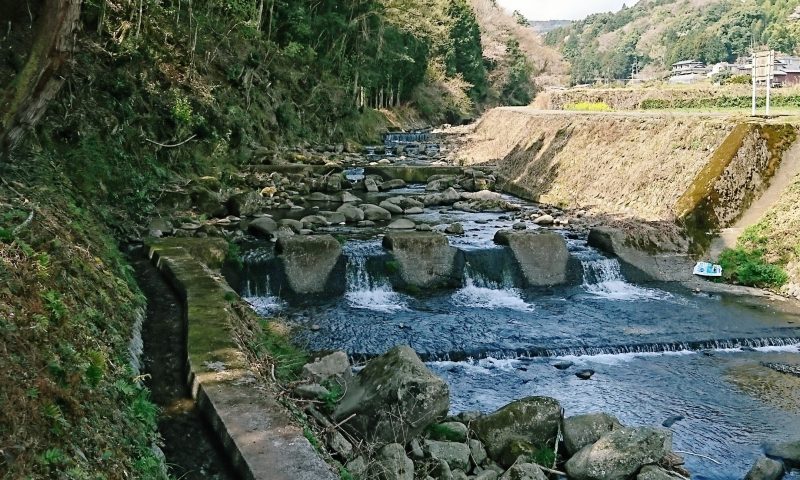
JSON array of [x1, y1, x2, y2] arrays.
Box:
[[130, 250, 238, 480]]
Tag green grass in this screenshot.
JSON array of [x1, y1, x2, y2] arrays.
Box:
[[530, 446, 556, 469], [718, 248, 788, 288], [425, 423, 464, 442], [260, 320, 310, 381]]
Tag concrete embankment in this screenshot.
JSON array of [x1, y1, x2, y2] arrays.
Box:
[[453, 108, 800, 288], [456, 108, 797, 233], [146, 238, 335, 480]]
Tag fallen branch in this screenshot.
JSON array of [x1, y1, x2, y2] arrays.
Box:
[[145, 134, 197, 148], [538, 465, 567, 476], [674, 450, 722, 465], [12, 210, 34, 235], [331, 413, 356, 431]]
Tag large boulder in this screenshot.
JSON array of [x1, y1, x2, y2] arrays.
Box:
[[765, 440, 800, 468], [275, 235, 342, 294], [424, 440, 471, 471], [382, 231, 463, 289], [248, 216, 279, 238], [332, 346, 449, 445], [471, 396, 562, 459], [227, 191, 269, 217], [562, 413, 623, 455], [494, 231, 569, 287], [372, 443, 414, 480], [587, 227, 694, 282], [337, 204, 365, 223], [564, 427, 672, 480], [499, 463, 547, 480], [190, 186, 228, 218], [362, 203, 392, 221], [744, 456, 785, 480]]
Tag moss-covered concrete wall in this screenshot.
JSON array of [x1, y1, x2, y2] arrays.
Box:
[[677, 123, 797, 243]]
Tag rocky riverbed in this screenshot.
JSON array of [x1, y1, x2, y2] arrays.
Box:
[[288, 346, 800, 480]]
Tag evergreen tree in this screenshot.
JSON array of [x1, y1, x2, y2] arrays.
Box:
[[445, 0, 488, 101]]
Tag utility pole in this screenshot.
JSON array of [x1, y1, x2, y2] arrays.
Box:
[[752, 48, 757, 116]]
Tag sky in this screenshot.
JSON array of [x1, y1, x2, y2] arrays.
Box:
[[497, 0, 641, 21]]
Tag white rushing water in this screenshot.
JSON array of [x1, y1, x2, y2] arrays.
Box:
[[452, 269, 534, 312], [242, 278, 285, 316], [581, 258, 670, 301], [345, 244, 408, 313]]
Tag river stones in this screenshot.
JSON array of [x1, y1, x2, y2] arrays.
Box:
[[364, 177, 380, 192], [336, 204, 364, 223], [362, 203, 392, 221], [227, 191, 268, 217], [636, 465, 679, 480], [379, 199, 404, 214], [332, 346, 449, 445], [424, 440, 471, 471], [388, 218, 416, 230], [494, 231, 569, 287], [576, 369, 595, 380], [498, 463, 547, 480], [565, 427, 672, 480], [533, 214, 554, 225], [248, 216, 278, 237], [471, 396, 562, 459], [382, 231, 463, 289], [661, 415, 684, 428], [562, 413, 623, 455], [445, 222, 464, 235], [302, 351, 351, 383], [380, 179, 407, 191], [552, 360, 574, 370], [275, 235, 342, 294], [744, 457, 785, 480], [765, 440, 800, 468], [372, 443, 414, 480], [319, 211, 346, 224]]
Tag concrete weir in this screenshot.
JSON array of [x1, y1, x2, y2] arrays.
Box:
[[146, 239, 335, 480]]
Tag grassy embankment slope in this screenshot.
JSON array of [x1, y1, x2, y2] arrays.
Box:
[[0, 0, 553, 477], [456, 107, 800, 291]]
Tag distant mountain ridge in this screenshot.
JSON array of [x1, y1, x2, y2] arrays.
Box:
[[544, 0, 800, 84]]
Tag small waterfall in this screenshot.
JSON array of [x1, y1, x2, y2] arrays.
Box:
[[403, 337, 800, 363], [242, 276, 284, 316], [452, 265, 533, 312], [345, 242, 407, 313], [581, 258, 668, 301]]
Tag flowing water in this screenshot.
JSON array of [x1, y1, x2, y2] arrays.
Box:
[[235, 206, 800, 479]]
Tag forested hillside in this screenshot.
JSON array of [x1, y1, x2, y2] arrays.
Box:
[[545, 0, 800, 84], [0, 0, 544, 477]]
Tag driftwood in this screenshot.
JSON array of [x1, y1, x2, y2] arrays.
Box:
[[145, 134, 197, 148]]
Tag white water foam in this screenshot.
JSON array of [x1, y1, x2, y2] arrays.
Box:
[[346, 287, 408, 313], [346, 247, 408, 313], [242, 279, 285, 315], [581, 258, 670, 301], [244, 295, 285, 316], [452, 271, 534, 311]]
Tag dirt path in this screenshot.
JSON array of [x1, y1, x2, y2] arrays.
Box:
[[131, 251, 238, 480], [710, 137, 800, 259]]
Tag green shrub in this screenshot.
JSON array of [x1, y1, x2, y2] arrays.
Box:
[[718, 248, 788, 288]]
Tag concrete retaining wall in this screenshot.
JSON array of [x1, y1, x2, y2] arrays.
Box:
[[147, 239, 335, 480]]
